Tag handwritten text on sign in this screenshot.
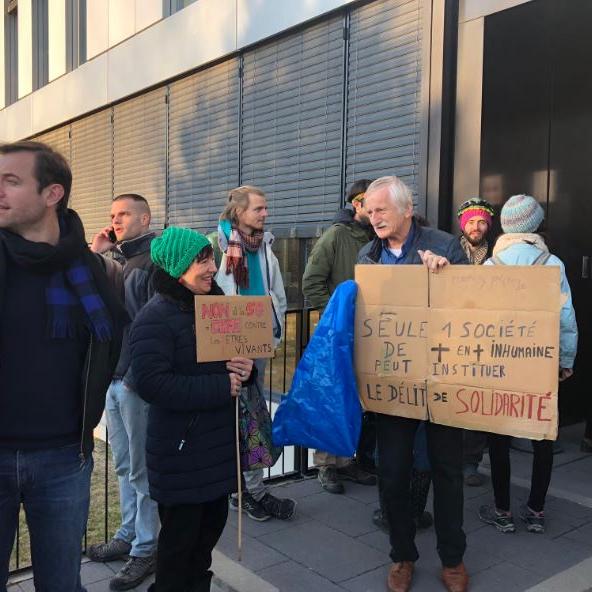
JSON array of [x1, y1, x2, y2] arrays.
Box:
[[194, 295, 273, 362], [355, 265, 561, 440]]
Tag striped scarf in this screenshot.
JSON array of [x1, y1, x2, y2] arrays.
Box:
[[223, 222, 264, 290], [46, 258, 113, 341], [0, 210, 113, 342]]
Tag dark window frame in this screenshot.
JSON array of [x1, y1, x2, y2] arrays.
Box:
[[4, 0, 18, 105], [32, 0, 48, 90], [66, 0, 86, 72]]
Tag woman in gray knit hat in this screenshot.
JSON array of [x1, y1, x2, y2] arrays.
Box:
[[478, 194, 578, 535]]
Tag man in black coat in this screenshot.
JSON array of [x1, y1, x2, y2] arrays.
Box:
[[88, 194, 159, 590], [0, 141, 126, 592]]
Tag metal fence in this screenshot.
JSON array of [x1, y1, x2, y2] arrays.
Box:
[[8, 306, 318, 576]]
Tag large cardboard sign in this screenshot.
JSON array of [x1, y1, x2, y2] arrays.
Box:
[[195, 295, 274, 362], [355, 266, 429, 420], [355, 265, 561, 440]]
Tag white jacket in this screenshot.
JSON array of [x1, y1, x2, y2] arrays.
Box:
[[215, 231, 287, 347]]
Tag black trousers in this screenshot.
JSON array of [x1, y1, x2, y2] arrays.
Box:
[[488, 434, 553, 513], [462, 429, 488, 467], [376, 414, 466, 567], [153, 496, 229, 592]]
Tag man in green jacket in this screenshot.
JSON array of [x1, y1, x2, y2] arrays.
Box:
[[302, 179, 377, 494]]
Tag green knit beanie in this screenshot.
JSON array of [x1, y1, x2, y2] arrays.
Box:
[[150, 226, 211, 279]]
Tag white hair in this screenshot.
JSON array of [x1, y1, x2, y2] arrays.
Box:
[[365, 176, 413, 213]]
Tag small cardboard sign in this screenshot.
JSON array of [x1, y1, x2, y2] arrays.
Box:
[[195, 295, 274, 362], [354, 264, 561, 440]]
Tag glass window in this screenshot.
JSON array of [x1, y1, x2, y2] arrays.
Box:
[[4, 0, 18, 105], [32, 0, 48, 90], [163, 0, 197, 17], [66, 0, 86, 72]]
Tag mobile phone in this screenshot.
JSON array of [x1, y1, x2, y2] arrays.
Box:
[[108, 229, 117, 243]]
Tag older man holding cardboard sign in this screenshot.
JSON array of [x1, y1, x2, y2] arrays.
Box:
[[358, 176, 469, 592]]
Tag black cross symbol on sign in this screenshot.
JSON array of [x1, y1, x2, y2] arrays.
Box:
[[431, 343, 450, 363], [472, 344, 484, 363]]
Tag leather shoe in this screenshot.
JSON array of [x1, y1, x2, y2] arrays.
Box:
[[387, 561, 414, 592], [441, 562, 469, 592]]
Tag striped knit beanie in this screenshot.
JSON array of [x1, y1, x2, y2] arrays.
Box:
[[500, 194, 545, 234], [457, 197, 495, 231], [150, 226, 211, 279]]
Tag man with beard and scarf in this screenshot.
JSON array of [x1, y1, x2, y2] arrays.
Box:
[[214, 185, 295, 522], [0, 141, 127, 592], [302, 179, 378, 494], [456, 198, 496, 487]]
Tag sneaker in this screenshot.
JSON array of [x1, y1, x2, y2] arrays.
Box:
[[87, 538, 131, 562], [229, 492, 271, 522], [519, 504, 545, 533], [372, 508, 389, 533], [581, 437, 592, 453], [337, 462, 377, 486], [318, 466, 345, 494], [109, 555, 156, 591], [478, 504, 516, 533], [259, 492, 296, 520], [463, 464, 485, 487]]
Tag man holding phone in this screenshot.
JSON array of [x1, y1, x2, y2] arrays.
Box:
[[89, 194, 159, 590]]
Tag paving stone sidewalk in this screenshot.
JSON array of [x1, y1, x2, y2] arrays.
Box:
[[8, 425, 592, 591]]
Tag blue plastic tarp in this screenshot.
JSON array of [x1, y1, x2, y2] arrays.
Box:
[[272, 280, 362, 457]]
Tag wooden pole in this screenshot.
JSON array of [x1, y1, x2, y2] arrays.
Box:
[[235, 395, 243, 562]]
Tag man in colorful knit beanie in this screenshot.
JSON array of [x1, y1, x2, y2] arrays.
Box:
[[457, 197, 495, 265], [456, 197, 496, 487]]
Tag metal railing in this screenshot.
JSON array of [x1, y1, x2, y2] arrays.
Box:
[[8, 306, 318, 576]]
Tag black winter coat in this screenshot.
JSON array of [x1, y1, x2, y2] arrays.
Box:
[[129, 273, 238, 506]]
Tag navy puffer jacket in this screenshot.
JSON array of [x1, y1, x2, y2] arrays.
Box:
[[129, 271, 237, 506]]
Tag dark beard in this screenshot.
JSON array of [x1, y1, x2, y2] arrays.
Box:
[[464, 233, 486, 247]]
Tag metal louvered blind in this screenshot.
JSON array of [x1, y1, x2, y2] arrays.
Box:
[[167, 58, 240, 232], [113, 87, 168, 229], [240, 15, 344, 232], [346, 0, 423, 200], [70, 110, 113, 241], [35, 127, 71, 163]]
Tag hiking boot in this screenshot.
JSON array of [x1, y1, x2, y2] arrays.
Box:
[[387, 561, 414, 592], [318, 466, 344, 494], [259, 492, 297, 520], [229, 492, 270, 522], [415, 510, 433, 530], [519, 504, 545, 533], [441, 562, 469, 592], [463, 464, 485, 487], [337, 462, 377, 486], [478, 504, 515, 533], [372, 508, 389, 533], [109, 555, 156, 591], [87, 538, 131, 562]]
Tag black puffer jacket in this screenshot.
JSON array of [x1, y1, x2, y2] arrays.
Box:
[[129, 271, 237, 506]]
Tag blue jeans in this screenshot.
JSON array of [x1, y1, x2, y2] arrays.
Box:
[[105, 380, 159, 557], [0, 443, 92, 592]]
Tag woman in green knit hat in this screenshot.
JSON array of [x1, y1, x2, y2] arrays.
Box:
[[129, 226, 254, 592]]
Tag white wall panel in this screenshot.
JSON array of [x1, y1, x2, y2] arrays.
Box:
[[460, 0, 533, 22], [31, 54, 109, 132], [109, 0, 135, 47], [135, 0, 163, 32], [18, 0, 33, 98], [2, 95, 33, 140], [48, 0, 67, 81], [107, 0, 236, 104], [86, 0, 109, 59]]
